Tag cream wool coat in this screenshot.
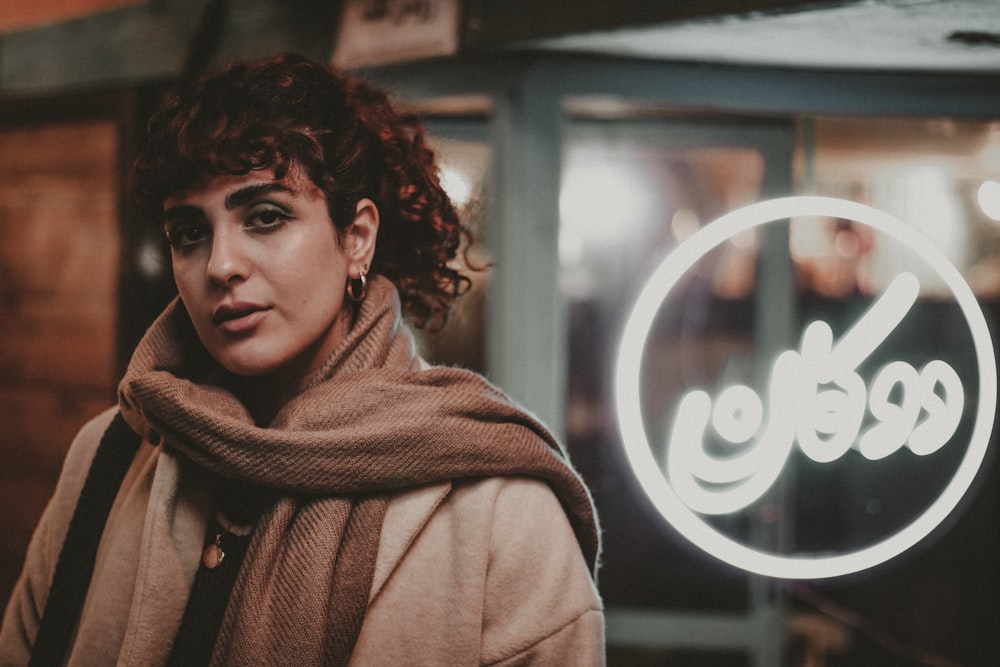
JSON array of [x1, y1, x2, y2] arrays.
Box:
[[1, 408, 605, 666]]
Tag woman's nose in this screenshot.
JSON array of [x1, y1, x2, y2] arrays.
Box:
[[206, 229, 250, 287]]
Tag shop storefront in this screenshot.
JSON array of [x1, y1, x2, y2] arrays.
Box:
[[375, 54, 1000, 665]]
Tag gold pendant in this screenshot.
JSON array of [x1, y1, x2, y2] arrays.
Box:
[[202, 533, 225, 569]]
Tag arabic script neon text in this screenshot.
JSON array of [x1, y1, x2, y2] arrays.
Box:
[[667, 272, 965, 516]]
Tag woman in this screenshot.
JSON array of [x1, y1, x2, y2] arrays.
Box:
[[0, 54, 603, 665]]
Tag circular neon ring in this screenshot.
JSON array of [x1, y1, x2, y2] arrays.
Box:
[[614, 195, 997, 579]]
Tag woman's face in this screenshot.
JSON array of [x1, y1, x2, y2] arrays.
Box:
[[163, 166, 377, 386]]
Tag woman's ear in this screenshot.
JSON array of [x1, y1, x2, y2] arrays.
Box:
[[346, 198, 379, 269]]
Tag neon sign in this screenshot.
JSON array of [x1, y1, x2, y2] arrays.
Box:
[[615, 196, 996, 579]]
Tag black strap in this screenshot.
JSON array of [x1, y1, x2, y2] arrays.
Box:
[[29, 412, 141, 667]]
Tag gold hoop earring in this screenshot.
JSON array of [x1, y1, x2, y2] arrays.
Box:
[[347, 265, 368, 302]]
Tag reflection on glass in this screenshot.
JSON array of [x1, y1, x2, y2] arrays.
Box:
[[796, 117, 1000, 299], [411, 134, 492, 372]]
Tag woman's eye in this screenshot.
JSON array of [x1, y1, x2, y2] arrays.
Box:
[[166, 223, 209, 249], [247, 206, 290, 230]]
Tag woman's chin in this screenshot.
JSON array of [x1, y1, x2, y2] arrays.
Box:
[[215, 354, 285, 380]]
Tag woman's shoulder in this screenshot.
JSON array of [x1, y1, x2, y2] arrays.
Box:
[[453, 477, 590, 561], [452, 476, 568, 519], [73, 405, 120, 446], [9, 407, 125, 597], [386, 474, 573, 528], [376, 476, 583, 580], [366, 477, 602, 665], [53, 407, 120, 500], [44, 407, 158, 544], [385, 476, 587, 566]]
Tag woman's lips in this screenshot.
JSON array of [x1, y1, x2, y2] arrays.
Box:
[[213, 303, 270, 334]]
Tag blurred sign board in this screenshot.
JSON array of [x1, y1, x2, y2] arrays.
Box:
[[333, 0, 460, 69]]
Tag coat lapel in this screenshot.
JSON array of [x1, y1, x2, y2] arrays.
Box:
[[368, 482, 452, 601]]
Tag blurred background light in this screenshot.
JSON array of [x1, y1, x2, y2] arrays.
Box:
[[977, 180, 1000, 222]]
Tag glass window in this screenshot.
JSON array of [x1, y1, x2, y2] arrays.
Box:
[[788, 116, 1000, 667], [412, 124, 492, 373], [562, 111, 1000, 665], [560, 115, 786, 667]]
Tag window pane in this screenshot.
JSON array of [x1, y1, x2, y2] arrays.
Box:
[[567, 112, 1000, 665], [790, 115, 1000, 667], [560, 122, 769, 613], [412, 130, 492, 373]]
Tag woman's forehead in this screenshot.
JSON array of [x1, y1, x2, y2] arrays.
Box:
[[162, 163, 321, 210]]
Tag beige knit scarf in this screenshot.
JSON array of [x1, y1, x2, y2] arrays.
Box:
[[118, 276, 600, 666]]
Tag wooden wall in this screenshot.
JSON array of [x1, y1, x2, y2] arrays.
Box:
[[0, 0, 146, 34], [0, 118, 120, 608]]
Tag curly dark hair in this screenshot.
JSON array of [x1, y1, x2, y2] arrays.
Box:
[[132, 52, 471, 329]]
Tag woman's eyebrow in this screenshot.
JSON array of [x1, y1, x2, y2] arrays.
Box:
[[163, 182, 299, 223], [224, 182, 297, 210]]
